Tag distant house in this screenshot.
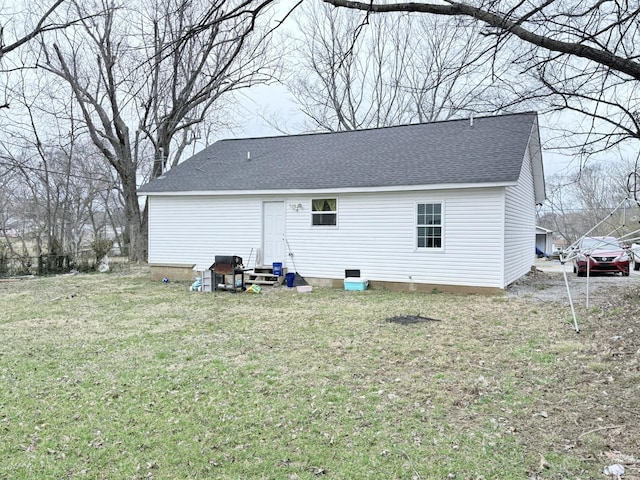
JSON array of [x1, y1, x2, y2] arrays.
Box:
[[536, 226, 553, 256], [138, 112, 545, 292]]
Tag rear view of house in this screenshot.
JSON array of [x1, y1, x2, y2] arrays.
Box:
[[138, 112, 545, 292]]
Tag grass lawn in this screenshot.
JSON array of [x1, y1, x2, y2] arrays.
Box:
[[1, 268, 639, 479]]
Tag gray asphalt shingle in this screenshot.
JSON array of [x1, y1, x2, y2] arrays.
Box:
[[138, 112, 538, 193]]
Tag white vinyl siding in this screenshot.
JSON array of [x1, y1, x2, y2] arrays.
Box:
[[147, 195, 263, 268], [148, 186, 523, 289], [286, 188, 504, 288], [503, 139, 536, 286]]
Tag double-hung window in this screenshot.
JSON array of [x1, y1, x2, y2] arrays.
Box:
[[417, 203, 442, 248], [312, 199, 337, 226]]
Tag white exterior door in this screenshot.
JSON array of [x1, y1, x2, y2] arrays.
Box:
[[263, 201, 286, 266]]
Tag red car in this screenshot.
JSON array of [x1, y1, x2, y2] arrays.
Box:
[[573, 236, 630, 276]]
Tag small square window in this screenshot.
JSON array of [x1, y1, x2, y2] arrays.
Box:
[[312, 199, 337, 226]]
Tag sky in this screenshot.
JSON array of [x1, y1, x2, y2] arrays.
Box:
[[234, 84, 303, 138], [227, 0, 637, 182], [234, 83, 586, 180], [2, 0, 633, 183]]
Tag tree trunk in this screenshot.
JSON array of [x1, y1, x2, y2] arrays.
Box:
[[121, 165, 146, 262]]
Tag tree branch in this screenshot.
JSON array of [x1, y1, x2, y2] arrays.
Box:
[[322, 0, 640, 81], [0, 1, 71, 58]]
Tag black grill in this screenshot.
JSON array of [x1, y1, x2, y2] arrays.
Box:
[[210, 256, 246, 292]]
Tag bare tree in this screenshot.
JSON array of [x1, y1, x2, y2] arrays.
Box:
[[321, 0, 640, 156], [540, 159, 640, 242], [0, 0, 79, 108], [38, 0, 279, 260], [137, 0, 278, 178], [288, 3, 500, 131], [0, 1, 69, 60], [0, 73, 115, 267], [0, 159, 23, 258]]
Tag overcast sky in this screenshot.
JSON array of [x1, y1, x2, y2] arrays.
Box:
[[234, 83, 587, 180], [1, 0, 630, 181]]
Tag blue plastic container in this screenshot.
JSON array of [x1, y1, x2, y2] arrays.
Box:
[[272, 262, 283, 276], [285, 272, 295, 288], [344, 278, 368, 291]]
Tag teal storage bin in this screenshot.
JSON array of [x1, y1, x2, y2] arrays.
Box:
[[344, 278, 368, 291]]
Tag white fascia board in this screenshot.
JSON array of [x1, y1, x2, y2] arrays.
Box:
[[527, 117, 546, 205], [141, 181, 517, 197]]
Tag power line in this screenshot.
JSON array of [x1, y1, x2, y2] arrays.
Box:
[[539, 206, 639, 213], [0, 160, 114, 184]]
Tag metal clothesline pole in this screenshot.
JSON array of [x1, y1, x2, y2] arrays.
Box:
[[586, 254, 590, 310], [561, 262, 580, 333], [557, 195, 637, 333]]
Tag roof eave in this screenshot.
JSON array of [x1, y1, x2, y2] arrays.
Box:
[[138, 181, 518, 197]]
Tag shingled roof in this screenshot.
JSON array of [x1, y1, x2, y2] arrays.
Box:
[[139, 112, 541, 195]]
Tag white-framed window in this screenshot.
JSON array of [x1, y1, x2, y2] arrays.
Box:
[[312, 198, 337, 226], [417, 202, 442, 248]]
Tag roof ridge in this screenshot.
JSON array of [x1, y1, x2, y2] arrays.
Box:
[[217, 111, 538, 143]]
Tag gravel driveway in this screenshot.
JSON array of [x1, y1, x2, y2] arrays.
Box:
[[506, 258, 640, 306]]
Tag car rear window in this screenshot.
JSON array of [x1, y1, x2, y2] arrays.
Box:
[[581, 237, 620, 250]]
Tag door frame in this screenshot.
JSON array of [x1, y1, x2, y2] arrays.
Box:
[[262, 200, 286, 267]]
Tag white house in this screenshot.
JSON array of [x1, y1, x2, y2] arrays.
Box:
[[535, 225, 553, 257], [138, 112, 545, 292]]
